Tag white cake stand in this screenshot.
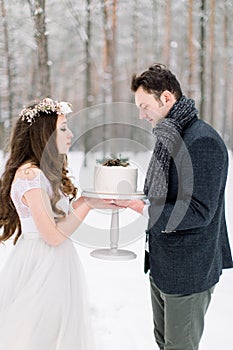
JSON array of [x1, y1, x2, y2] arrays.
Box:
[[82, 189, 146, 261]]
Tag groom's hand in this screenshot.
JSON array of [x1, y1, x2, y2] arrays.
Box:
[[113, 199, 145, 214]]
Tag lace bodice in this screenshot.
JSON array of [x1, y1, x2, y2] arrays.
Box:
[[11, 171, 51, 219], [10, 169, 70, 234]]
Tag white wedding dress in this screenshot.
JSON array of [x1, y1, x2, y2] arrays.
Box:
[[0, 171, 94, 350]]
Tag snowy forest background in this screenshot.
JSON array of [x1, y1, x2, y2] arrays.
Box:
[[1, 2, 233, 349], [0, 0, 233, 153]]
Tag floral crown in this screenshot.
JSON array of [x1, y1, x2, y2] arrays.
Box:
[[19, 97, 72, 125]]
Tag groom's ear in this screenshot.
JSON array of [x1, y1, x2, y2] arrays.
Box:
[[160, 90, 176, 106]]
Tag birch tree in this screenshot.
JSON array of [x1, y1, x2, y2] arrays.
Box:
[[132, 0, 139, 72], [65, 0, 92, 106], [199, 0, 207, 119], [187, 0, 195, 98], [102, 0, 117, 103], [85, 0, 92, 107], [27, 0, 51, 97], [0, 0, 14, 123], [0, 0, 232, 152], [221, 0, 232, 145], [163, 0, 171, 66], [152, 0, 160, 60], [209, 0, 216, 126]]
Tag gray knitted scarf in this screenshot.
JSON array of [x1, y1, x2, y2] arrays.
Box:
[[144, 95, 198, 199]]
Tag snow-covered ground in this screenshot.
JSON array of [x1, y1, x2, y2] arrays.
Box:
[[0, 150, 232, 349]]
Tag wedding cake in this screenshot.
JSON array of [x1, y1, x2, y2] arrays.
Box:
[[94, 157, 138, 194]]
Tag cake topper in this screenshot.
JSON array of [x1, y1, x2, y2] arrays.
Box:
[[96, 155, 129, 167]]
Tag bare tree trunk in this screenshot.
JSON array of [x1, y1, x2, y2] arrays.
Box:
[[28, 50, 38, 101], [64, 0, 94, 164], [152, 0, 160, 61], [187, 0, 195, 98], [222, 2, 229, 144], [101, 0, 118, 155], [28, 0, 51, 98], [199, 0, 206, 120], [111, 0, 117, 102], [102, 0, 111, 103], [0, 0, 14, 123], [163, 0, 171, 66], [64, 0, 90, 106], [102, 0, 117, 103], [83, 0, 92, 166], [132, 0, 139, 73], [85, 0, 92, 108], [209, 0, 216, 126]]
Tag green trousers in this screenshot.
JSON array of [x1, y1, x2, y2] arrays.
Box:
[[149, 274, 215, 350]]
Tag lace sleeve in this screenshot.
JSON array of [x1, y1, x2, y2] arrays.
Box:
[[11, 169, 52, 218]]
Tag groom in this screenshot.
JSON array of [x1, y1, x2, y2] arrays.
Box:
[[117, 63, 233, 350]]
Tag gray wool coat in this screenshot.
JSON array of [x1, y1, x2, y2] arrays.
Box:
[[145, 118, 233, 294]]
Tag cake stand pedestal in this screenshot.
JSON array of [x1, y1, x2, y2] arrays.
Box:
[[82, 189, 146, 261]]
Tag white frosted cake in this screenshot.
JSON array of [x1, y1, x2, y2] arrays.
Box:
[[94, 160, 138, 194]]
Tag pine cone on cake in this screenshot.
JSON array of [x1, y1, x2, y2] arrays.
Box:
[[102, 158, 129, 167]]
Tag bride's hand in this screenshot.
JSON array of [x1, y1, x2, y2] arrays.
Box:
[[110, 199, 131, 207], [82, 197, 126, 210], [113, 199, 145, 214]]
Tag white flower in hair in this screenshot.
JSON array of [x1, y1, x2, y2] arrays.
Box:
[[59, 101, 73, 115], [19, 98, 73, 125]]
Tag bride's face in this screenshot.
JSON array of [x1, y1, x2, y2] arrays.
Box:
[[56, 114, 73, 154]]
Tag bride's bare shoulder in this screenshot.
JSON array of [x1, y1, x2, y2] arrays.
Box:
[[14, 163, 42, 181]]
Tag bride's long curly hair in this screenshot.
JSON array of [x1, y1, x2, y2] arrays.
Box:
[[0, 103, 77, 245]]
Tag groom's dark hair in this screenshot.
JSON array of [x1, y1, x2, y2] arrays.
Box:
[[131, 63, 183, 101]]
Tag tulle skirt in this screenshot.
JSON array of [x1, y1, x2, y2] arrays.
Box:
[[0, 233, 94, 350]]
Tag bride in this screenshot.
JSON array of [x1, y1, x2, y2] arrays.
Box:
[[0, 98, 117, 350]]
